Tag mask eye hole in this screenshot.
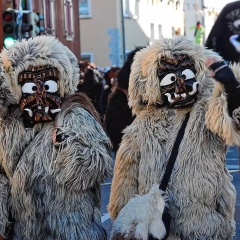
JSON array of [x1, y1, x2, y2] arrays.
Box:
[[54, 133, 68, 149], [44, 80, 58, 93], [55, 134, 67, 143], [160, 73, 176, 87], [181, 69, 195, 80], [32, 86, 38, 91], [22, 82, 37, 94]]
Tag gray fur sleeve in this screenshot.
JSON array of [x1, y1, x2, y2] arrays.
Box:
[[205, 80, 240, 146], [0, 174, 10, 237], [53, 107, 112, 191]]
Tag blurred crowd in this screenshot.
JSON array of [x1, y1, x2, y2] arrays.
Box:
[[77, 61, 120, 117], [77, 47, 143, 153]]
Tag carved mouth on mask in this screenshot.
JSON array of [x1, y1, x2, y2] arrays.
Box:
[[23, 106, 61, 122], [163, 82, 199, 108], [20, 94, 61, 123]]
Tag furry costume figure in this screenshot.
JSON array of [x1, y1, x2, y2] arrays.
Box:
[[0, 36, 112, 240], [205, 1, 240, 62], [108, 36, 238, 240], [105, 47, 144, 153]]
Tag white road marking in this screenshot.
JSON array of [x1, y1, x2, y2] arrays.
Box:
[[101, 212, 110, 223], [101, 182, 112, 185]]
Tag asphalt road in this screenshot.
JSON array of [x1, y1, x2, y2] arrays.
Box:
[[101, 146, 240, 239]]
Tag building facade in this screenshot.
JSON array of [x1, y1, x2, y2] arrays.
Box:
[[1, 0, 80, 58], [79, 0, 184, 67]]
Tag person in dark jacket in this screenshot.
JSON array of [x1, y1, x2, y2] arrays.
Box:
[[105, 46, 145, 153], [77, 61, 104, 118], [102, 66, 121, 113], [205, 1, 240, 62]]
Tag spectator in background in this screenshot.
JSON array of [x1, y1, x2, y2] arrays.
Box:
[[102, 66, 121, 113], [189, 21, 205, 45], [105, 46, 145, 153], [77, 61, 104, 118]]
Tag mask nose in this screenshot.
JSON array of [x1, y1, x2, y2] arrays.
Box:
[[175, 77, 187, 94], [35, 79, 45, 94], [34, 78, 48, 106]]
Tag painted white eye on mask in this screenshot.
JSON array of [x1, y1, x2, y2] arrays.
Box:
[[182, 69, 195, 80], [233, 19, 240, 29], [160, 73, 176, 86], [44, 80, 58, 93], [22, 82, 37, 94]]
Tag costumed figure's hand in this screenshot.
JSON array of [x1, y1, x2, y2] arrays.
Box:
[[111, 184, 169, 240], [229, 35, 240, 53], [205, 58, 240, 117]]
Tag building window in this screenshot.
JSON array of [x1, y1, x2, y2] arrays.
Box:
[[64, 0, 74, 40], [123, 0, 130, 17], [172, 27, 175, 37], [134, 0, 139, 19], [81, 53, 93, 62], [131, 0, 139, 19], [43, 0, 55, 35], [79, 0, 91, 18], [150, 23, 154, 43], [158, 25, 162, 39]]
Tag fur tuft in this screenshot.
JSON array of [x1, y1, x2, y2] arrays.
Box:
[[111, 184, 166, 240]]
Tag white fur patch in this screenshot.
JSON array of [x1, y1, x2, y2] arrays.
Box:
[[112, 184, 167, 240]]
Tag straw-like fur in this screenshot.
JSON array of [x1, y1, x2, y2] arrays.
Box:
[[109, 36, 236, 240], [0, 37, 112, 239]]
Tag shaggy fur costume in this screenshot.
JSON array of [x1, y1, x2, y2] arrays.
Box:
[[0, 36, 112, 240], [109, 36, 237, 239]]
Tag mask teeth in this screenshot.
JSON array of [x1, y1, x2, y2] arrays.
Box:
[[188, 82, 199, 96], [50, 108, 61, 114], [24, 108, 33, 117], [164, 93, 175, 103]]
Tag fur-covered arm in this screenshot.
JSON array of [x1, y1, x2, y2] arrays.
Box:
[[0, 173, 10, 238], [53, 107, 112, 191], [205, 63, 240, 145], [108, 133, 139, 220]]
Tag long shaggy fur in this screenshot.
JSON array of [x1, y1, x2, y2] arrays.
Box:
[[0, 174, 10, 238], [0, 105, 112, 239], [111, 184, 166, 240], [0, 37, 112, 239], [109, 36, 236, 240]]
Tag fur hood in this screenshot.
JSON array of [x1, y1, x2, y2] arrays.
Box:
[[129, 36, 222, 115], [0, 36, 79, 113]]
